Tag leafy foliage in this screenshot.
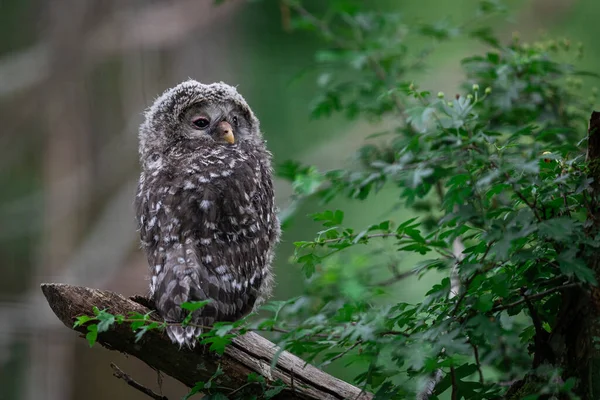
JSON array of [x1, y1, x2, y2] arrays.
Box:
[[263, 1, 597, 399], [81, 0, 600, 398]]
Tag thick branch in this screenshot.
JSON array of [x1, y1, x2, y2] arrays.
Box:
[[40, 283, 372, 400]]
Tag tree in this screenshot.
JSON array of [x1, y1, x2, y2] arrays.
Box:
[[44, 1, 600, 399]]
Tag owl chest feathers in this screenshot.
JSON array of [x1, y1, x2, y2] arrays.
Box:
[[136, 144, 277, 278]]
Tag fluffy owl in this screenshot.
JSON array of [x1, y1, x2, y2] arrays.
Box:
[[135, 80, 280, 347]]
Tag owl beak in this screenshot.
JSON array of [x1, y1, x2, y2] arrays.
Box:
[[216, 121, 235, 144]]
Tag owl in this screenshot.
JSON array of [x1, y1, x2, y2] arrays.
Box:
[[135, 80, 280, 347]]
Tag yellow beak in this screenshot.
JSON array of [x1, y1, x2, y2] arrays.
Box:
[[217, 121, 235, 144]]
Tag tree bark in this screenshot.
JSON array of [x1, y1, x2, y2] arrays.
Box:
[[40, 283, 372, 400]]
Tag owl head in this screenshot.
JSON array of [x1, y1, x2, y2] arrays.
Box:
[[139, 80, 262, 160]]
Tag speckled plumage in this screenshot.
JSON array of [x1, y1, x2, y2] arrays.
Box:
[[135, 80, 279, 347]]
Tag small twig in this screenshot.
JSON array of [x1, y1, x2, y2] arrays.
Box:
[[318, 232, 408, 244], [450, 366, 458, 400], [290, 366, 296, 394], [451, 242, 495, 316], [227, 381, 253, 397], [537, 275, 569, 288], [470, 341, 484, 384], [491, 283, 581, 313], [513, 188, 543, 222], [284, 1, 345, 45], [562, 191, 572, 218], [354, 359, 377, 400], [499, 167, 543, 222], [367, 59, 405, 113], [435, 181, 445, 205], [154, 368, 164, 397], [521, 286, 553, 367], [450, 274, 473, 316], [373, 264, 417, 286], [521, 287, 544, 336], [315, 232, 450, 258], [497, 379, 520, 387], [111, 363, 169, 400], [380, 330, 412, 337], [322, 341, 362, 367]]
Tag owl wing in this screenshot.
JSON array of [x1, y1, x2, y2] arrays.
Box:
[[155, 155, 268, 346], [194, 158, 266, 315]]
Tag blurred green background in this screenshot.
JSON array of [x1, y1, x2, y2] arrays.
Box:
[[0, 0, 597, 399]]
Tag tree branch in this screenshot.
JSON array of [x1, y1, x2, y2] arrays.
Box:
[[111, 363, 169, 400], [40, 283, 373, 400], [470, 341, 484, 384], [490, 283, 581, 313], [450, 366, 458, 400]]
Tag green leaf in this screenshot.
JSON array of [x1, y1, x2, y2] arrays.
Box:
[[310, 209, 345, 227], [296, 253, 321, 278], [538, 217, 579, 242], [468, 27, 501, 48], [406, 106, 435, 133], [134, 322, 163, 343], [86, 324, 98, 347], [181, 300, 213, 312], [182, 381, 206, 400], [129, 311, 152, 330], [292, 167, 323, 196], [434, 364, 479, 394], [246, 372, 265, 383], [211, 323, 236, 337], [181, 300, 212, 326], [276, 160, 308, 181], [558, 249, 597, 284], [201, 335, 234, 355], [96, 310, 116, 333], [474, 293, 494, 312], [73, 315, 95, 328]]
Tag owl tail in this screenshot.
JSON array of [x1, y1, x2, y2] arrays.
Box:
[[166, 325, 202, 348]]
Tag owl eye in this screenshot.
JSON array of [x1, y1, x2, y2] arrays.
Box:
[[232, 116, 238, 125], [192, 117, 210, 129]]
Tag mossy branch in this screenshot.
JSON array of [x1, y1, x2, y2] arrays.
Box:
[[40, 283, 372, 400]]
